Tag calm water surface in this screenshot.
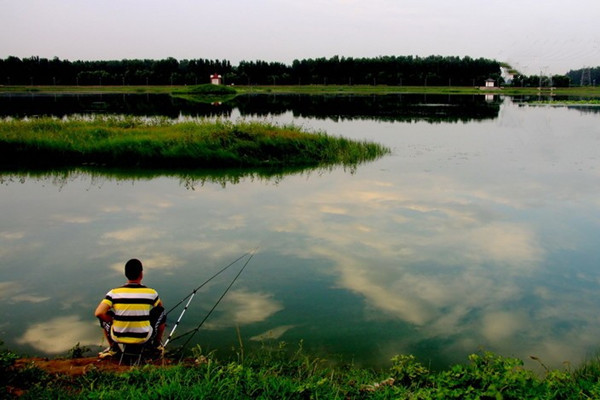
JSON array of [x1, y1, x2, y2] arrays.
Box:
[[1, 94, 600, 371]]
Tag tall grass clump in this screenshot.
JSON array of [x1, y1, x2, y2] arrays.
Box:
[[0, 116, 390, 170]]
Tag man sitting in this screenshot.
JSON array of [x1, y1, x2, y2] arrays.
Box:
[[95, 258, 166, 359]]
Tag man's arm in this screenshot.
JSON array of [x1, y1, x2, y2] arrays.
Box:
[[94, 302, 113, 323]]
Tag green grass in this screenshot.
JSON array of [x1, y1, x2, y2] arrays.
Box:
[[3, 84, 600, 97], [171, 84, 238, 104], [4, 341, 600, 399], [526, 99, 600, 106], [0, 116, 390, 170], [173, 84, 237, 96], [234, 84, 600, 97]]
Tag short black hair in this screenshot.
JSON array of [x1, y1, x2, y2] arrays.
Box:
[[125, 258, 143, 280]]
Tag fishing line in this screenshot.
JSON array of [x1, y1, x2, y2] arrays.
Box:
[[163, 249, 256, 348], [165, 250, 253, 316], [164, 247, 258, 354], [168, 248, 257, 358]]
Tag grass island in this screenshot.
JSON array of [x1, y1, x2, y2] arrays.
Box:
[[0, 116, 390, 170]]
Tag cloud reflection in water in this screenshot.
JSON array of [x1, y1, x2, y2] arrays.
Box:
[[16, 316, 99, 354]]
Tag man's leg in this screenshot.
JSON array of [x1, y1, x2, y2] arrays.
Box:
[[97, 311, 119, 358], [149, 306, 167, 347], [99, 321, 113, 345]]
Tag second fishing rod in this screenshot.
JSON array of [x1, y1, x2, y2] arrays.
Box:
[[163, 247, 258, 355]]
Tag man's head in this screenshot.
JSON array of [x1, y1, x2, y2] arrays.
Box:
[[125, 258, 143, 281]]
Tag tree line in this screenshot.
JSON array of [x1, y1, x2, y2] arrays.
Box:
[[1, 55, 504, 87], [509, 74, 572, 88], [566, 67, 600, 87], [1, 55, 583, 87], [0, 56, 232, 86]]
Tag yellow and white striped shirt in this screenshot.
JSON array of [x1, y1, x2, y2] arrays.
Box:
[[102, 284, 161, 344]]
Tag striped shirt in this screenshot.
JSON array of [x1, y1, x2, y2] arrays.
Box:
[[102, 284, 161, 344]]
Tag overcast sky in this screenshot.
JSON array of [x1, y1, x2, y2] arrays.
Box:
[[1, 0, 599, 75]]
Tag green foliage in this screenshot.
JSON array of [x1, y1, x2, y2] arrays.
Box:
[[0, 54, 501, 86], [0, 340, 18, 370], [177, 84, 236, 95], [1, 343, 52, 400], [67, 342, 91, 359], [510, 73, 572, 88], [435, 352, 544, 399], [528, 99, 600, 106], [390, 354, 430, 387], [172, 84, 237, 103], [6, 345, 600, 399], [566, 66, 600, 87], [0, 116, 390, 170]]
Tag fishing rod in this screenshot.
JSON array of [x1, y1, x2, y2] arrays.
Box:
[[163, 247, 258, 351], [163, 249, 256, 348], [167, 248, 257, 358], [162, 251, 253, 348], [165, 250, 253, 316]]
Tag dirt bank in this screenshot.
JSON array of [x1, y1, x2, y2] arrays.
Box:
[[14, 356, 174, 377]]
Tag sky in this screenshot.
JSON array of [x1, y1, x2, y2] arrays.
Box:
[[1, 0, 599, 75]]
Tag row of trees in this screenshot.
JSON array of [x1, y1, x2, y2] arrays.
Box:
[[236, 56, 502, 86], [566, 67, 600, 86], [509, 74, 571, 88], [1, 55, 502, 87], [509, 66, 600, 88], [0, 56, 233, 86]]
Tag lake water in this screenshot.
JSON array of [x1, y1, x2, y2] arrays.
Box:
[[1, 93, 600, 372]]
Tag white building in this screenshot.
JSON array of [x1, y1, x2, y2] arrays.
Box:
[[210, 73, 222, 85], [485, 78, 495, 88]]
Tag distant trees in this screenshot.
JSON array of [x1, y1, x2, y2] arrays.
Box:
[[0, 56, 232, 86], [1, 56, 73, 86], [242, 55, 501, 86], [510, 74, 571, 88], [6, 55, 593, 88], [566, 67, 600, 87], [508, 66, 600, 88], [0, 55, 502, 86]]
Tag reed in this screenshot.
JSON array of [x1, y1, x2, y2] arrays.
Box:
[[0, 116, 390, 169]]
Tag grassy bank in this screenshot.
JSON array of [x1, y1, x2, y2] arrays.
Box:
[[234, 85, 600, 97], [0, 116, 390, 169], [527, 99, 600, 106], [2, 84, 600, 97], [3, 342, 600, 399], [171, 83, 238, 103]]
